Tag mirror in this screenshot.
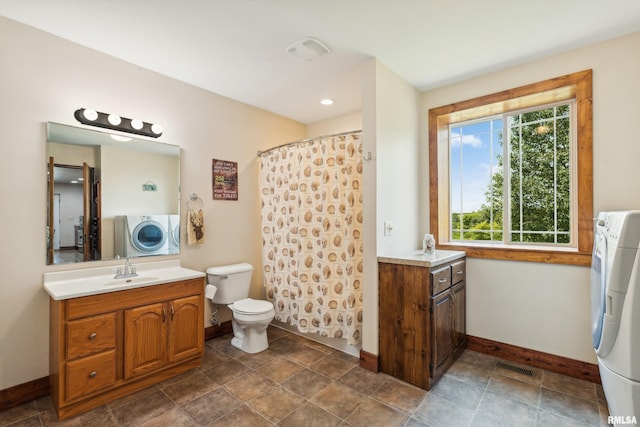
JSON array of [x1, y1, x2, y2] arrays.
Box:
[[46, 122, 180, 265]]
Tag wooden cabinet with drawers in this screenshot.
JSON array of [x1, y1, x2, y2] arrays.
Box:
[[49, 278, 204, 420], [378, 257, 466, 389]]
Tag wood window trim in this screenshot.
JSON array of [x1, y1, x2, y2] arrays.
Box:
[[429, 70, 593, 266]]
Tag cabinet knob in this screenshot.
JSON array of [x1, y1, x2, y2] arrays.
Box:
[[439, 278, 447, 283], [88, 371, 97, 378], [89, 332, 97, 340], [456, 270, 463, 275]]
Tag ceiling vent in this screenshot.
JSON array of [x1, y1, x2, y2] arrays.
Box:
[[286, 37, 330, 62]]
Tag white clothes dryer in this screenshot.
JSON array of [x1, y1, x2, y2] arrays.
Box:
[[168, 214, 180, 255], [114, 215, 169, 258], [591, 211, 640, 423]]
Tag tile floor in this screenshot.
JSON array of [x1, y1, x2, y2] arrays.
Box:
[[1, 326, 611, 426], [52, 249, 84, 265]]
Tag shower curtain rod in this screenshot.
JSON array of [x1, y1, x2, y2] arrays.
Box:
[[256, 129, 362, 157]]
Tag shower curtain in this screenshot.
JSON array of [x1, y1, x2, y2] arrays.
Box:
[[260, 131, 363, 345]]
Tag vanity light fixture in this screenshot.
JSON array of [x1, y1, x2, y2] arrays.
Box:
[[130, 119, 143, 130], [107, 114, 122, 126], [74, 108, 163, 138], [82, 109, 98, 121]]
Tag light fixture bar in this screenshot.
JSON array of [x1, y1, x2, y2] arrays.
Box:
[[74, 108, 163, 138]]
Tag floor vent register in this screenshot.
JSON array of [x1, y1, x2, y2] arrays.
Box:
[[496, 361, 534, 377]]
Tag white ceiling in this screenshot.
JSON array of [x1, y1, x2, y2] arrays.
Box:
[[2, 1, 640, 124]]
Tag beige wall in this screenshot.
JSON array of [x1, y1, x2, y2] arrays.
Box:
[[421, 31, 640, 363], [0, 17, 305, 389], [361, 59, 422, 355], [306, 111, 362, 138]]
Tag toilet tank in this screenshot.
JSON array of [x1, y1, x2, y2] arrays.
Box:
[[206, 263, 253, 304]]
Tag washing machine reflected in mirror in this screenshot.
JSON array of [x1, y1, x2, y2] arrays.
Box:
[[168, 214, 180, 255], [114, 215, 170, 258]]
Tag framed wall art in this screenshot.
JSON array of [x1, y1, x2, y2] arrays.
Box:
[[212, 159, 238, 200]]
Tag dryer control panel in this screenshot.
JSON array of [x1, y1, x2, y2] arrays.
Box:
[[600, 211, 640, 249]]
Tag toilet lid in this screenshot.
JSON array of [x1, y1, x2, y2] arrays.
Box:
[[233, 298, 273, 315]]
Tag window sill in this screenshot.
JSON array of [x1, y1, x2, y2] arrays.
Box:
[[436, 243, 591, 266]]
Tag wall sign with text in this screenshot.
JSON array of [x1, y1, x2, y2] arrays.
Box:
[[212, 159, 238, 200]]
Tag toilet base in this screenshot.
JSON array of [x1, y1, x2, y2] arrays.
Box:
[[230, 316, 273, 354], [230, 334, 268, 354]]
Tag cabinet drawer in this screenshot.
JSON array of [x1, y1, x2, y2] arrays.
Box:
[[65, 349, 116, 401], [66, 313, 116, 360], [431, 266, 451, 295], [451, 260, 466, 285]]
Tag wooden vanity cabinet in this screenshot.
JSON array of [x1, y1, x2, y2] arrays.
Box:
[[378, 258, 466, 389], [124, 294, 203, 379], [50, 278, 204, 420]]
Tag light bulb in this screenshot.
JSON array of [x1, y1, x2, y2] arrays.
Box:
[[320, 98, 334, 105], [151, 123, 163, 135], [83, 109, 98, 121], [130, 119, 143, 130], [107, 114, 122, 126]]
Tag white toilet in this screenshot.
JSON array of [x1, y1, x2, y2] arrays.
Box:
[[205, 263, 275, 353]]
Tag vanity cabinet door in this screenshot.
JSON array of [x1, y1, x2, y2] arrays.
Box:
[[124, 293, 204, 378], [124, 303, 167, 379], [168, 295, 204, 363], [452, 281, 466, 355], [430, 289, 453, 381]]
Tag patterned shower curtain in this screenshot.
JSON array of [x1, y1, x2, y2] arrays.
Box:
[[260, 131, 363, 345]]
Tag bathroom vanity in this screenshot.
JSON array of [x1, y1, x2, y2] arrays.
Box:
[[44, 260, 205, 420], [377, 250, 466, 390]]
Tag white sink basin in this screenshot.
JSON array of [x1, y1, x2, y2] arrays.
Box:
[[44, 260, 205, 300], [103, 276, 159, 287], [378, 249, 466, 268]]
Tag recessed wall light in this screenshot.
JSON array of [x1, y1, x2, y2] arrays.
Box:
[[320, 99, 334, 105]]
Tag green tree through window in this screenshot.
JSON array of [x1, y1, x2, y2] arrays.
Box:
[[450, 103, 572, 246]]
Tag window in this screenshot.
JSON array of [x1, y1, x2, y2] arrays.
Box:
[[429, 70, 593, 265]]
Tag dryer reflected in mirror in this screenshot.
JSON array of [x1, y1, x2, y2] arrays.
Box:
[[114, 215, 170, 258]]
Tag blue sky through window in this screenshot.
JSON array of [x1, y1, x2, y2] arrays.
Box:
[[450, 118, 502, 213]]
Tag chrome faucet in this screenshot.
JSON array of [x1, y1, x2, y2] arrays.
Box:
[[114, 257, 138, 279]]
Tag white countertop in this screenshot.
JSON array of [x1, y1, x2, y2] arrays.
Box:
[[378, 249, 466, 268], [44, 259, 205, 300]]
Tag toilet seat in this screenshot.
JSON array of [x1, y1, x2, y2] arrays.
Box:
[[232, 298, 273, 315]]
